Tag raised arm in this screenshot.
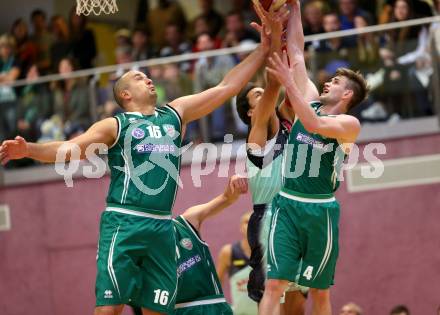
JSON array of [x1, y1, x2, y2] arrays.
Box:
[[169, 21, 271, 125], [267, 52, 360, 142], [285, 0, 319, 102], [216, 243, 232, 285], [248, 3, 289, 149], [181, 175, 248, 232], [0, 118, 117, 165]]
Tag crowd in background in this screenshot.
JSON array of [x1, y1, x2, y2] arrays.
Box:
[[1, 0, 440, 164]]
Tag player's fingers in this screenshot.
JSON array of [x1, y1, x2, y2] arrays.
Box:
[[279, 8, 290, 23], [252, 2, 267, 22], [282, 50, 289, 65], [1, 155, 10, 165], [250, 22, 262, 34], [239, 178, 248, 193], [265, 66, 279, 78]]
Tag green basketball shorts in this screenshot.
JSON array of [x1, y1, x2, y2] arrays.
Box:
[[174, 299, 233, 315], [266, 188, 340, 289], [95, 208, 177, 313]]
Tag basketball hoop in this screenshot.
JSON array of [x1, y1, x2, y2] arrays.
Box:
[[76, 0, 118, 16]]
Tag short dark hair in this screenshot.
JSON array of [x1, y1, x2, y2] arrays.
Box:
[[113, 75, 127, 108], [335, 68, 369, 110], [390, 305, 410, 315], [31, 9, 46, 20], [236, 83, 258, 125]]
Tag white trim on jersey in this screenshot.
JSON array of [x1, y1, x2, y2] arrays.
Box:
[[179, 216, 209, 246], [108, 226, 121, 297], [279, 191, 336, 203], [165, 104, 182, 130], [106, 207, 172, 220], [109, 116, 121, 149], [124, 112, 143, 117], [269, 207, 280, 271], [175, 298, 227, 309], [314, 209, 333, 280], [119, 148, 130, 204]]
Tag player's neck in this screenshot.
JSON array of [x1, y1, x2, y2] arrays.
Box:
[[319, 102, 347, 116], [125, 101, 156, 115]]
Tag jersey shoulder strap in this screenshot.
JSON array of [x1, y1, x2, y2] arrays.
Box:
[[247, 121, 289, 169]]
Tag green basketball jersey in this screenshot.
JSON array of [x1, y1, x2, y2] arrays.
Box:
[[106, 105, 182, 215], [283, 101, 346, 194], [174, 216, 225, 305]]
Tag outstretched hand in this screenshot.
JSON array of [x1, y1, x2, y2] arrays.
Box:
[[250, 0, 290, 52], [224, 175, 248, 202], [266, 50, 296, 87], [0, 136, 29, 165]]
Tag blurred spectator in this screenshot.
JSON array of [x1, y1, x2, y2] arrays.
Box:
[[50, 15, 72, 73], [430, 0, 440, 109], [11, 18, 38, 76], [131, 26, 157, 62], [385, 0, 425, 61], [50, 57, 91, 137], [437, 305, 440, 315], [160, 23, 192, 72], [17, 65, 51, 142], [390, 305, 410, 315], [192, 16, 223, 51], [30, 9, 54, 74], [0, 34, 20, 141], [339, 302, 363, 315], [115, 28, 131, 48], [353, 14, 380, 74], [385, 0, 433, 117], [303, 1, 326, 39], [222, 11, 259, 48], [114, 45, 135, 78], [338, 0, 372, 30], [366, 47, 410, 120], [192, 0, 224, 38], [147, 65, 167, 104], [161, 63, 192, 103], [147, 0, 187, 49], [69, 8, 97, 70], [230, 0, 258, 28], [98, 100, 123, 120], [313, 12, 353, 87], [191, 33, 235, 142]]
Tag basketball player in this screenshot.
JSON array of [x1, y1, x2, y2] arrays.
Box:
[[258, 1, 369, 315], [217, 212, 258, 315], [236, 1, 307, 314], [173, 175, 248, 315], [0, 18, 271, 315]]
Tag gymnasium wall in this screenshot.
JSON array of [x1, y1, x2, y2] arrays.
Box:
[[0, 133, 439, 315]]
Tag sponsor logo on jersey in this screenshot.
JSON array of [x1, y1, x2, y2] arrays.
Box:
[[163, 124, 176, 137], [132, 128, 145, 139], [136, 144, 176, 153], [177, 254, 202, 277], [104, 290, 113, 299], [180, 238, 193, 250], [296, 132, 326, 150]]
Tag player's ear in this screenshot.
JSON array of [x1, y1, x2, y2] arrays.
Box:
[[247, 109, 253, 117], [121, 89, 131, 101], [342, 89, 353, 101]]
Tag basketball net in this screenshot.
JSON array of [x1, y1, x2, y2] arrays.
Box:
[[76, 0, 118, 16]]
